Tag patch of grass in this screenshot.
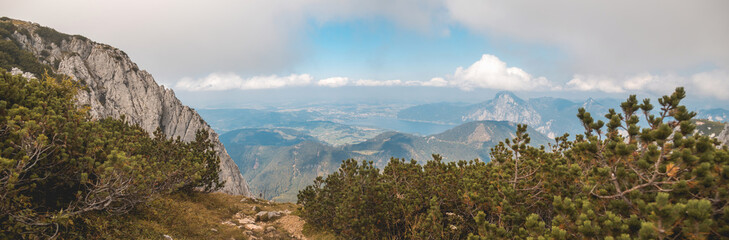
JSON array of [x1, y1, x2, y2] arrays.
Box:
[[72, 34, 88, 42], [0, 21, 17, 38], [83, 193, 241, 239]]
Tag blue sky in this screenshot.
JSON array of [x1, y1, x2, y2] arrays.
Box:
[[3, 0, 729, 108], [299, 19, 489, 81], [298, 18, 568, 83]]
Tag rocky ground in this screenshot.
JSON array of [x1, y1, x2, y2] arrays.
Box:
[[221, 198, 308, 240]]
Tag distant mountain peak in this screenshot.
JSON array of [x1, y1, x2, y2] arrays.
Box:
[[494, 90, 518, 99], [493, 91, 525, 105], [582, 97, 600, 109], [460, 90, 540, 127]]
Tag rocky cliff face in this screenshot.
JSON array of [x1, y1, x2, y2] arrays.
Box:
[[718, 125, 729, 146], [5, 19, 251, 196]]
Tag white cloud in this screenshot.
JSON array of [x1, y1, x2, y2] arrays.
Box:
[[354, 79, 404, 87], [445, 0, 729, 74], [437, 54, 554, 91], [691, 70, 729, 100], [422, 77, 448, 87], [171, 54, 556, 91], [566, 70, 729, 100], [566, 75, 630, 93], [323, 77, 452, 88], [317, 77, 349, 87], [622, 74, 655, 91], [166, 53, 729, 101], [175, 74, 455, 90], [566, 73, 685, 94], [175, 73, 313, 91]]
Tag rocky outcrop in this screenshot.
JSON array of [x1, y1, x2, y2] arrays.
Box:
[[463, 91, 542, 127], [718, 125, 729, 146], [255, 211, 283, 222], [5, 19, 251, 196], [10, 67, 36, 79]]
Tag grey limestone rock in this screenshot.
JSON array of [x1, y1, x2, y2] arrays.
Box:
[[255, 211, 283, 222], [718, 125, 729, 146], [10, 67, 36, 79], [463, 92, 542, 127]]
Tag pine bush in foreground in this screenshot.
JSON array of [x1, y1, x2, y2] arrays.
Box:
[[298, 87, 729, 239]]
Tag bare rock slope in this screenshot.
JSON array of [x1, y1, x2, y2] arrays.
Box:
[[5, 19, 251, 196], [719, 125, 729, 146]]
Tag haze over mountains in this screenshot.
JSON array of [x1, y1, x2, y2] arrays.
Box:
[[399, 91, 621, 138], [201, 90, 729, 201]]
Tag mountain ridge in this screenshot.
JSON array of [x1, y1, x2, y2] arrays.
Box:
[[433, 120, 551, 146], [399, 91, 621, 138]]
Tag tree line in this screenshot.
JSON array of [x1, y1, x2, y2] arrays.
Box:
[[298, 88, 729, 239]]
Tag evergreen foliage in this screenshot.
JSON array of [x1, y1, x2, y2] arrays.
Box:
[[0, 69, 222, 238], [298, 87, 729, 239], [32, 26, 70, 47]]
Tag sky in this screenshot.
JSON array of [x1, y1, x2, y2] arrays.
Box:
[[2, 0, 729, 108]]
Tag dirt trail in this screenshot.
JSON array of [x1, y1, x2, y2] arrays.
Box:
[[227, 197, 308, 239]]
